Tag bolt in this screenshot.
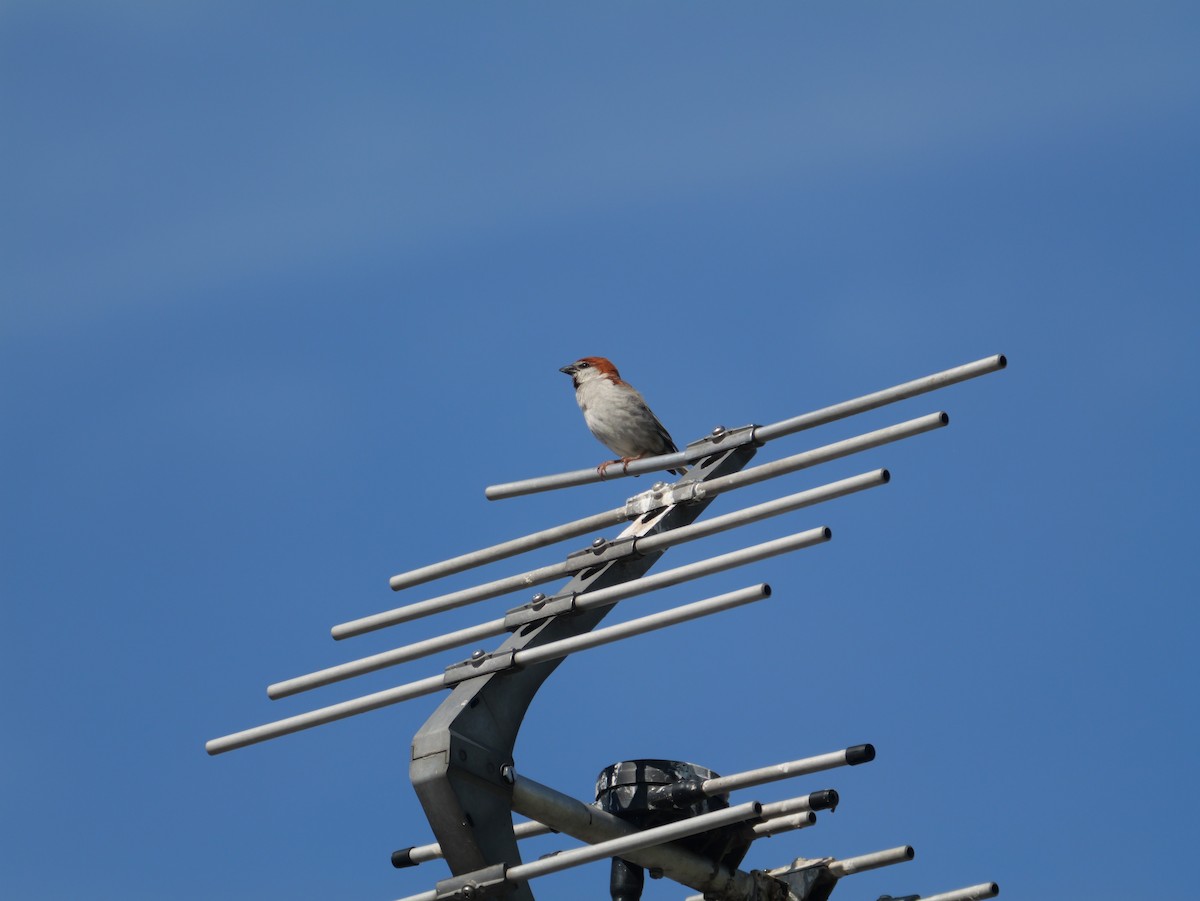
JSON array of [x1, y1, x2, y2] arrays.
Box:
[[500, 764, 516, 784], [530, 592, 547, 609], [712, 425, 726, 437], [470, 649, 486, 661], [652, 481, 666, 491], [592, 537, 607, 549]]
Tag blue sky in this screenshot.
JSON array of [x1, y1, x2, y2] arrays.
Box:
[[2, 3, 1197, 899]]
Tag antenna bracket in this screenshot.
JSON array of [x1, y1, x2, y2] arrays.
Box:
[[504, 591, 579, 629], [433, 863, 509, 901], [444, 649, 520, 686], [563, 535, 639, 572]]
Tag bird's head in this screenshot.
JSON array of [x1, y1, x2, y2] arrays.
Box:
[[559, 356, 620, 387]]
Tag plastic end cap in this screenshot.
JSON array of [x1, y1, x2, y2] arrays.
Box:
[[846, 744, 876, 765], [809, 789, 839, 811], [391, 848, 417, 869], [996, 354, 1008, 368]]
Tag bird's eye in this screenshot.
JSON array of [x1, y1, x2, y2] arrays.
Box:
[[577, 361, 590, 368]]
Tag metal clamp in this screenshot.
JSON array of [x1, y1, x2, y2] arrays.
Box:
[[504, 591, 578, 630], [624, 479, 705, 518], [443, 649, 519, 686], [563, 535, 638, 573], [683, 424, 760, 461], [433, 863, 509, 900], [622, 425, 760, 519]]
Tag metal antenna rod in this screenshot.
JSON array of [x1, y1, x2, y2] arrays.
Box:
[[752, 811, 816, 838], [683, 846, 917, 901], [698, 413, 944, 497], [486, 354, 1004, 499], [826, 845, 915, 876], [392, 811, 817, 870], [919, 883, 1001, 901], [671, 744, 876, 803], [752, 353, 1004, 444], [389, 506, 627, 592], [505, 583, 770, 668], [392, 801, 766, 901], [392, 820, 556, 869], [634, 471, 883, 555]]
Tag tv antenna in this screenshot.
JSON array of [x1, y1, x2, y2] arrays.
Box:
[[208, 354, 1006, 901]]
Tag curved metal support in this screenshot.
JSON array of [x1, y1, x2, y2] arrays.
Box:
[[409, 442, 760, 899]]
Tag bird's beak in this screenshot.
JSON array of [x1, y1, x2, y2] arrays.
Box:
[[559, 364, 576, 376]]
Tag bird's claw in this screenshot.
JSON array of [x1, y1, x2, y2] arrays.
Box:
[[596, 457, 638, 479]]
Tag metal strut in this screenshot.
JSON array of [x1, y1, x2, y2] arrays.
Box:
[[408, 439, 760, 900]]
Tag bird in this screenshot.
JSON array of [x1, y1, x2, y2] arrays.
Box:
[[559, 356, 686, 477]]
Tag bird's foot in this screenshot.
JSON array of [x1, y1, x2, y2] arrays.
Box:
[[597, 456, 643, 479]]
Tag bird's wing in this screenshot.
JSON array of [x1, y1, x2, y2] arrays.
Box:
[[634, 391, 679, 454]]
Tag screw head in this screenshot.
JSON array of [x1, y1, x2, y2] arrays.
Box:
[[652, 481, 666, 491], [712, 425, 726, 436], [470, 649, 486, 661], [592, 537, 607, 548], [500, 764, 516, 784]]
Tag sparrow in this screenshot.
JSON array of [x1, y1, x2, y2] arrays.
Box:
[[559, 356, 686, 476]]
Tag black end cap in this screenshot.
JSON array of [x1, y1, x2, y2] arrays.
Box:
[[997, 354, 1008, 368], [809, 789, 839, 811], [846, 744, 876, 766], [667, 779, 707, 806], [391, 848, 417, 869]]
